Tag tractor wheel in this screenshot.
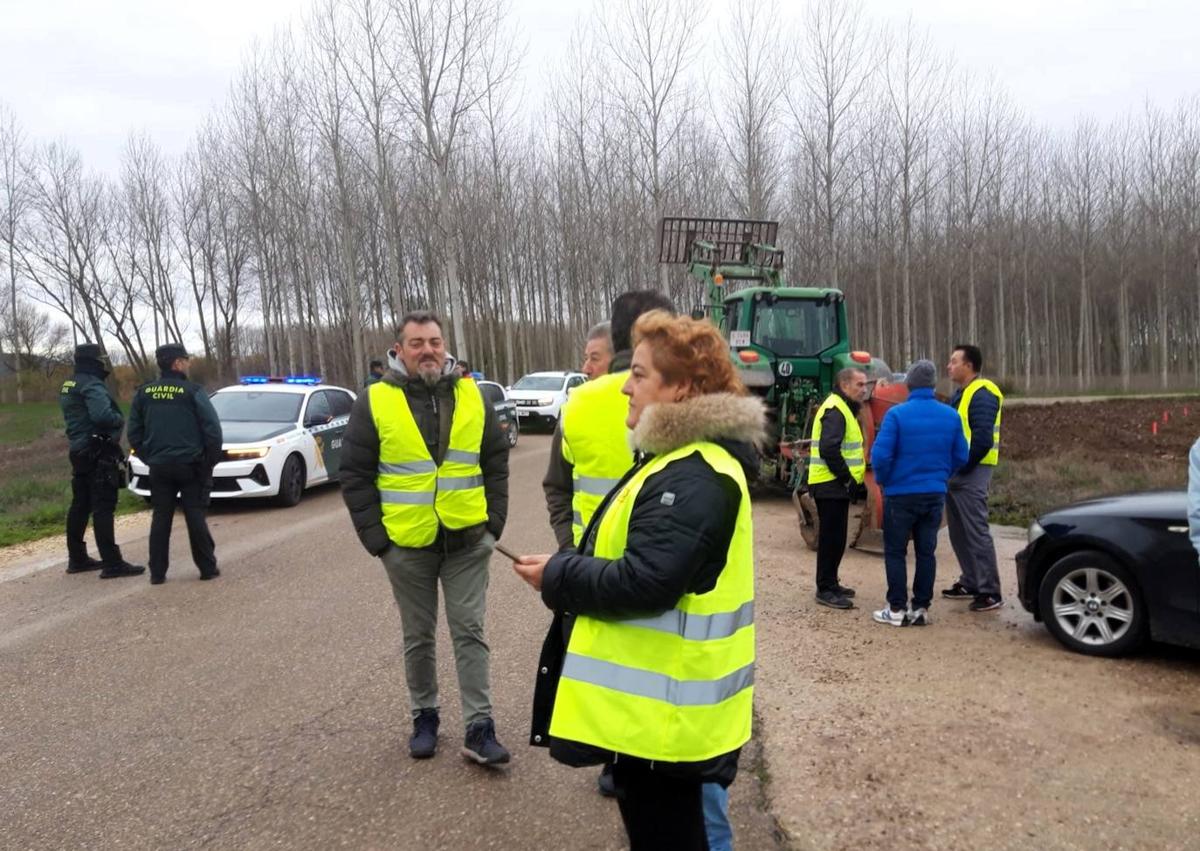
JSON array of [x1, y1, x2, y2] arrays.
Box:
[[794, 489, 819, 551]]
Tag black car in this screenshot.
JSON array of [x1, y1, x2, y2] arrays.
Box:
[[479, 380, 519, 448], [1016, 491, 1199, 656]]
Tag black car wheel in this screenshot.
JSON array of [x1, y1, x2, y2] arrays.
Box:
[[1038, 550, 1146, 657], [274, 454, 306, 507], [507, 418, 519, 447]]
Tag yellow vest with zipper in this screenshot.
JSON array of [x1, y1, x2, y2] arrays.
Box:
[[807, 393, 865, 485], [561, 371, 633, 545], [957, 378, 1003, 466], [370, 379, 488, 547], [549, 441, 755, 763]]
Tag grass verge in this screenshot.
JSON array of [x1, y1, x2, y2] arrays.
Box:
[[0, 402, 145, 549], [989, 447, 1186, 527]]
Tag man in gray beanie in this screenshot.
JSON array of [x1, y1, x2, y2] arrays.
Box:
[[867, 360, 968, 627]]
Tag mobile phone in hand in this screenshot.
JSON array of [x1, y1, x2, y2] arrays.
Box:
[[494, 541, 521, 562]]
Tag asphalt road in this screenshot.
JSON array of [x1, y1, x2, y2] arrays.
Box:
[[0, 434, 780, 850]]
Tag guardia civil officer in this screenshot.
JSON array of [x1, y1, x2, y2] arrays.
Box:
[[127, 344, 223, 585], [60, 343, 144, 578]]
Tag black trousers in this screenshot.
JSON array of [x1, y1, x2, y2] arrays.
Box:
[[66, 450, 123, 566], [815, 497, 850, 592], [611, 758, 709, 851], [148, 463, 217, 578]]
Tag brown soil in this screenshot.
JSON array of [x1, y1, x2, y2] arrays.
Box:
[[1004, 396, 1200, 468]]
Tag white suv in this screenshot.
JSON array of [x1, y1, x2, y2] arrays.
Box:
[[507, 371, 587, 430]]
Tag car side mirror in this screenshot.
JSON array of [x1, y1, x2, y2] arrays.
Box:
[[305, 414, 332, 428]]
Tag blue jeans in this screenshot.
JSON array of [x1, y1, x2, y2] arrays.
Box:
[[883, 493, 944, 611], [703, 782, 732, 851]]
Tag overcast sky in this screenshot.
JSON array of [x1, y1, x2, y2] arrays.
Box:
[[1, 0, 1196, 177]]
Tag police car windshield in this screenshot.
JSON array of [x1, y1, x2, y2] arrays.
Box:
[[512, 375, 565, 391], [211, 391, 305, 423]]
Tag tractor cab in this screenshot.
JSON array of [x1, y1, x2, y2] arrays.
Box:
[[660, 216, 905, 551]]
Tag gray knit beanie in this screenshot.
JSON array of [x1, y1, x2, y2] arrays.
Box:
[[905, 359, 937, 389]]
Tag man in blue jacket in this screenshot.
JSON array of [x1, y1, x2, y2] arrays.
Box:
[[869, 360, 968, 626]]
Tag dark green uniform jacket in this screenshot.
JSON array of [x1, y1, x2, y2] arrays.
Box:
[[127, 370, 224, 466], [60, 368, 124, 452]]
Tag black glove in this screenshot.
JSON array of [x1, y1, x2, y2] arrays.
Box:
[[847, 481, 869, 502]]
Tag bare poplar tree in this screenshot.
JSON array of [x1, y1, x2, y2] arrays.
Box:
[[599, 0, 704, 293], [389, 0, 512, 356], [789, 0, 874, 287], [0, 104, 30, 401]]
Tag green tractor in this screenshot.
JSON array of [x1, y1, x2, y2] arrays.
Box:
[[659, 217, 904, 549]]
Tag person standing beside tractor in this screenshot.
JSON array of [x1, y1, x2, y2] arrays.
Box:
[[869, 360, 968, 627], [942, 344, 1005, 611], [807, 368, 869, 610]]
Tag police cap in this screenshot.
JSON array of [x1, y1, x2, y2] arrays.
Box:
[[155, 343, 191, 362], [73, 343, 104, 363]]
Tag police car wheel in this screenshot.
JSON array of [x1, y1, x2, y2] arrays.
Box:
[[274, 454, 306, 507], [507, 420, 519, 447]]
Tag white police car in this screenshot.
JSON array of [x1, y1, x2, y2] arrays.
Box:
[[128, 376, 355, 507]]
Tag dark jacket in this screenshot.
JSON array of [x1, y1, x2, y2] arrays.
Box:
[[872, 387, 969, 496], [530, 392, 765, 786], [808, 387, 862, 500], [60, 366, 124, 452], [127, 370, 223, 466], [949, 380, 1001, 475], [340, 361, 510, 557], [542, 352, 633, 552]]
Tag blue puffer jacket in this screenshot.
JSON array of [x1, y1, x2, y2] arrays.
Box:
[[871, 388, 969, 496]]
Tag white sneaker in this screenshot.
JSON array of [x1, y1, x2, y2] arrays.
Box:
[[909, 607, 930, 626], [872, 606, 909, 627]]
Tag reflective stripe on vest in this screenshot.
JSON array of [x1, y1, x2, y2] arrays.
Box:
[[549, 441, 755, 763], [808, 393, 865, 485], [561, 371, 633, 546], [371, 379, 489, 547], [957, 377, 1004, 466]]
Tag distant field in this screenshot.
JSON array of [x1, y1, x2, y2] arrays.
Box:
[[0, 402, 144, 549]]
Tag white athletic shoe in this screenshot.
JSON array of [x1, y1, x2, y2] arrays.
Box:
[[909, 607, 930, 626], [872, 606, 909, 627]]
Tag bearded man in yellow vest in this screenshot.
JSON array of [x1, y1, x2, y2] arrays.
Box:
[[941, 343, 1005, 611], [807, 367, 869, 610], [340, 310, 511, 765]]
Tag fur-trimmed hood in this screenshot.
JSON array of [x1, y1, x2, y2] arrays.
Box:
[[631, 393, 767, 459]]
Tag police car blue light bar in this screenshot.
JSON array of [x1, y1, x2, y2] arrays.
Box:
[[239, 375, 322, 385]]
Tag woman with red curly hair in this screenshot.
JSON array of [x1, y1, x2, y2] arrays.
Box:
[[514, 311, 764, 850]]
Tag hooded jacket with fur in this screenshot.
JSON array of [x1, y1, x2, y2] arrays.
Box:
[[530, 391, 765, 783], [339, 354, 509, 556]]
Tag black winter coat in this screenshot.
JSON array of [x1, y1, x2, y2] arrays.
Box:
[[529, 391, 764, 786], [340, 365, 509, 556]]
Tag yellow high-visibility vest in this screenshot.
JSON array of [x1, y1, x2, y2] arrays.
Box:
[[560, 371, 633, 545], [370, 379, 488, 547], [807, 393, 865, 485], [550, 441, 755, 763], [957, 378, 1003, 466]]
